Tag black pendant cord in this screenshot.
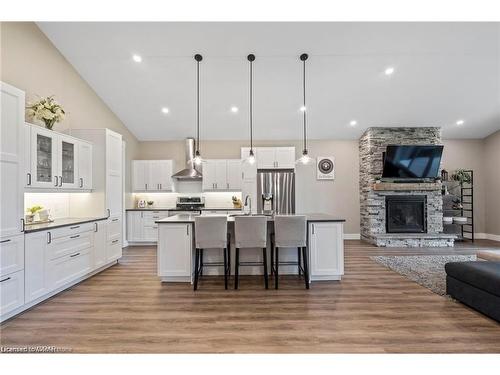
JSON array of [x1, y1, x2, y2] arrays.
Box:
[[250, 59, 253, 152], [302, 57, 307, 153], [194, 54, 203, 156], [247, 54, 256, 156]]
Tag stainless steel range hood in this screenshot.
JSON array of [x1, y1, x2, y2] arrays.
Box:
[[172, 138, 203, 180]]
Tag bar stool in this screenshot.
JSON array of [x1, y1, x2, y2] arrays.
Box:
[[234, 216, 269, 289], [271, 215, 309, 289], [193, 216, 230, 291]]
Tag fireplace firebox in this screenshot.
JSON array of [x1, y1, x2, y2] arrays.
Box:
[[386, 195, 427, 233]]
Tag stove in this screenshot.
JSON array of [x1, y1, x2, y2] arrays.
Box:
[[176, 196, 205, 211]]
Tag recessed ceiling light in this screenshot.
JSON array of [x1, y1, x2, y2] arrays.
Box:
[[456, 119, 465, 126], [132, 54, 142, 63], [161, 107, 169, 114], [300, 106, 307, 112], [384, 66, 395, 76], [230, 106, 239, 113], [349, 120, 357, 127]]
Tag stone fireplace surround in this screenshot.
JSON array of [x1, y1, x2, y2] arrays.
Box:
[[359, 127, 455, 247]]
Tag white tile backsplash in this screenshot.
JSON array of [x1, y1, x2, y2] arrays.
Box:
[[24, 193, 70, 219], [132, 192, 241, 209]]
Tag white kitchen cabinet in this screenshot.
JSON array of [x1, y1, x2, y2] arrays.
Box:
[[0, 235, 24, 276], [78, 141, 93, 189], [202, 159, 242, 191], [1, 82, 25, 238], [132, 160, 174, 192], [47, 249, 92, 291], [25, 231, 50, 303], [25, 124, 93, 191], [127, 211, 144, 242], [158, 223, 193, 282], [308, 222, 344, 281], [93, 221, 107, 269], [126, 210, 169, 243], [256, 147, 295, 169], [0, 269, 24, 316], [107, 216, 122, 262], [226, 159, 243, 190]]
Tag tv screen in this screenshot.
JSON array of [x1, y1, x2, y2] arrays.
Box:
[[382, 145, 444, 179]]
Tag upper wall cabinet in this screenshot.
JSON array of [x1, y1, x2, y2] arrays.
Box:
[[202, 159, 242, 191], [24, 123, 93, 191], [241, 147, 296, 170], [1, 82, 25, 238], [132, 160, 174, 192]]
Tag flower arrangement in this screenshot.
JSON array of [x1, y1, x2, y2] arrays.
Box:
[[26, 96, 65, 130], [451, 169, 472, 185]]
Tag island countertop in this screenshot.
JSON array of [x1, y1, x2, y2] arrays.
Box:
[[156, 213, 346, 224]]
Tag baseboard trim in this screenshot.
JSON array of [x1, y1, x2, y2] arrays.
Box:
[[475, 233, 500, 242], [344, 234, 361, 240]]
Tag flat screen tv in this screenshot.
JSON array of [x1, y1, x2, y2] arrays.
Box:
[[382, 145, 444, 180]]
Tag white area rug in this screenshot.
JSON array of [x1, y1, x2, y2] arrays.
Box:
[[370, 255, 476, 296]]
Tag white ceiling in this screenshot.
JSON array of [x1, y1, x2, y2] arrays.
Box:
[[38, 22, 500, 141]]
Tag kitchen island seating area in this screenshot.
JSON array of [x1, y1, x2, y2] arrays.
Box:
[[157, 213, 345, 288], [193, 216, 231, 290], [234, 215, 269, 289]]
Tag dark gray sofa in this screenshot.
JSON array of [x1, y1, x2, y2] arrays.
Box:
[[445, 261, 500, 323]]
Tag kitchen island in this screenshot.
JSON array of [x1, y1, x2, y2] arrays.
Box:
[[156, 213, 345, 284]]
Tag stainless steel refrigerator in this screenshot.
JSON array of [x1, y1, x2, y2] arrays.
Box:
[[257, 170, 295, 214]]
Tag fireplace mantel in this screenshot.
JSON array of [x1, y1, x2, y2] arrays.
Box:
[[372, 182, 441, 191]]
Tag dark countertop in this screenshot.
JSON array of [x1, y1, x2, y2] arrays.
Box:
[[126, 207, 243, 212], [24, 216, 108, 233], [156, 213, 346, 224]]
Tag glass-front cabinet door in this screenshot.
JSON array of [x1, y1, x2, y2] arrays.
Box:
[[57, 135, 79, 189], [30, 126, 58, 188]]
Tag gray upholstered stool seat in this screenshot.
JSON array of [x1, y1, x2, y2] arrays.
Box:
[[271, 215, 309, 289], [193, 216, 230, 290], [234, 215, 269, 289]]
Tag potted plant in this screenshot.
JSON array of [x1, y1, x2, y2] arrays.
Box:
[[26, 205, 43, 223], [451, 169, 472, 185], [26, 95, 65, 130]]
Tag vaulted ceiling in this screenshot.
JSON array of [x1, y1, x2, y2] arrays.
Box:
[[38, 22, 500, 140]]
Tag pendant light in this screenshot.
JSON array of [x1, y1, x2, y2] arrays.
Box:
[[246, 53, 256, 164], [193, 54, 203, 165], [297, 53, 313, 165]]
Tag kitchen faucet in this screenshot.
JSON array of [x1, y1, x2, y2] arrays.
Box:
[[244, 195, 252, 215]]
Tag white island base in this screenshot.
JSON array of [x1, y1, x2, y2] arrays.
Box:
[[157, 214, 345, 284]]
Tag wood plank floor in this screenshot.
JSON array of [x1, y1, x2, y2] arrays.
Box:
[[1, 240, 500, 353]]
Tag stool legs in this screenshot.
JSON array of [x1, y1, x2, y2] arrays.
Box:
[[200, 249, 204, 276], [223, 247, 228, 290], [263, 248, 269, 289], [194, 248, 201, 291], [302, 246, 309, 289], [234, 248, 240, 289]]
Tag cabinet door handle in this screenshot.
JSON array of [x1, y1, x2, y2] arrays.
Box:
[[70, 234, 80, 239], [145, 183, 148, 190], [59, 176, 63, 187], [70, 225, 80, 229], [27, 173, 32, 185], [312, 224, 315, 235], [21, 218, 25, 232], [186, 225, 189, 236], [0, 277, 11, 283], [0, 239, 11, 244], [141, 212, 143, 218], [226, 183, 229, 189], [70, 252, 80, 258], [94, 222, 98, 232], [80, 178, 83, 188], [47, 232, 52, 244], [159, 183, 162, 190], [112, 218, 119, 222], [54, 176, 58, 186], [112, 239, 119, 244], [106, 208, 111, 218]]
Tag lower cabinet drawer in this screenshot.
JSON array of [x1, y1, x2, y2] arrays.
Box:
[[107, 236, 122, 261], [143, 226, 158, 241], [0, 234, 24, 277], [0, 270, 24, 316], [107, 217, 121, 240], [47, 231, 93, 261], [50, 222, 94, 239], [48, 249, 92, 290]]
